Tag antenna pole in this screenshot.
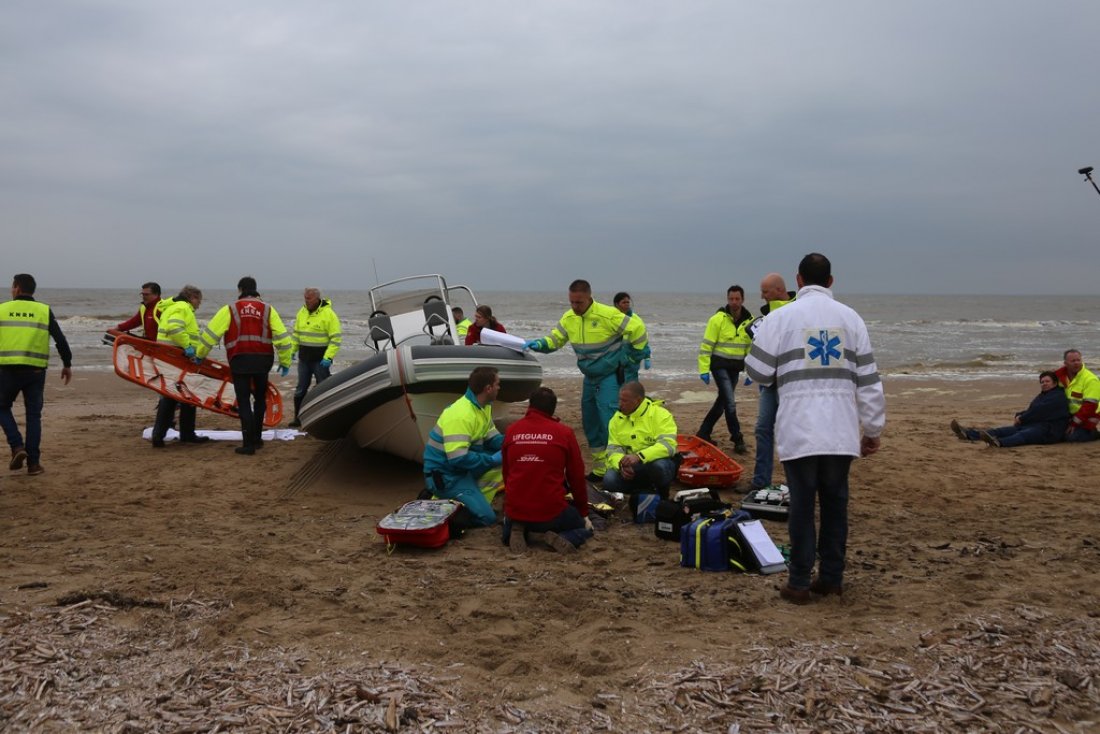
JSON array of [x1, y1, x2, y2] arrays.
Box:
[[1079, 166, 1100, 199]]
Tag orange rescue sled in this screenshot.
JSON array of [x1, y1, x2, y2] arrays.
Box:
[[111, 332, 284, 427], [676, 434, 744, 487]]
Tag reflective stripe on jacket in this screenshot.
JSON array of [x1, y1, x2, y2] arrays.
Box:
[[536, 300, 649, 379], [698, 306, 753, 374], [292, 300, 342, 361], [606, 397, 679, 470], [1059, 364, 1100, 430], [744, 285, 885, 461], [423, 389, 504, 481], [197, 299, 293, 366], [156, 299, 200, 351], [0, 299, 50, 367]]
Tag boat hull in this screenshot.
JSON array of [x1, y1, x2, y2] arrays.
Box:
[[298, 344, 542, 463]]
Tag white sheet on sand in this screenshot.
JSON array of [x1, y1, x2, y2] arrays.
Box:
[[142, 428, 306, 442]]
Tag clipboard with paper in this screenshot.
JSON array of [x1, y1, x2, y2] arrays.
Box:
[[735, 519, 787, 575]]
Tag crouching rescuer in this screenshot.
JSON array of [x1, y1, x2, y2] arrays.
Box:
[[422, 366, 505, 527]]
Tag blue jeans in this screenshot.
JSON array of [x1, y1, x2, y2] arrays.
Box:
[[502, 505, 592, 548], [752, 384, 779, 488], [294, 359, 331, 418], [1066, 427, 1099, 443], [964, 424, 1061, 447], [783, 455, 853, 590], [602, 457, 677, 499], [0, 368, 46, 464], [697, 366, 741, 442]]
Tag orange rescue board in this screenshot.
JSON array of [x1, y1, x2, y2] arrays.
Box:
[[111, 332, 284, 427], [676, 434, 744, 487]]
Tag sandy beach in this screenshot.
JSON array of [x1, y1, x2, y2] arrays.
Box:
[[2, 372, 1099, 731]]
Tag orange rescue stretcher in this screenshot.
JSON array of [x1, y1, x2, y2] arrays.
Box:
[[676, 434, 744, 487]]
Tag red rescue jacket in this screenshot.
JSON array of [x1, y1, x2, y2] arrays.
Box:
[[225, 298, 273, 360], [503, 407, 588, 523]]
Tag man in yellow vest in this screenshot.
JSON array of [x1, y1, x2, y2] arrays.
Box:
[[422, 366, 504, 526], [1056, 349, 1100, 442], [1, 273, 73, 476], [152, 285, 210, 448], [452, 307, 472, 342], [604, 381, 679, 499], [525, 279, 649, 480], [696, 285, 754, 453], [289, 287, 342, 427], [115, 281, 169, 340]]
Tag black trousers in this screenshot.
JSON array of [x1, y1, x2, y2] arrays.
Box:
[[153, 397, 197, 440], [232, 372, 268, 446]]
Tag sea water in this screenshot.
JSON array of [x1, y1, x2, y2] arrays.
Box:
[[31, 287, 1100, 382]]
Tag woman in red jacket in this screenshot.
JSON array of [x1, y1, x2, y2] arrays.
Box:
[[464, 304, 507, 345]]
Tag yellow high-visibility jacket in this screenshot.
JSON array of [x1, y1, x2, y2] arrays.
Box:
[[292, 300, 342, 361], [606, 397, 678, 470], [698, 306, 753, 374], [534, 300, 648, 379]]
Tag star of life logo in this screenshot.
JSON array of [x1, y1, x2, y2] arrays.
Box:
[[804, 328, 843, 367]]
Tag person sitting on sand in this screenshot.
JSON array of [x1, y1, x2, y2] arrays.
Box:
[[602, 381, 679, 499], [950, 370, 1069, 447], [1055, 349, 1100, 442], [501, 387, 593, 554]]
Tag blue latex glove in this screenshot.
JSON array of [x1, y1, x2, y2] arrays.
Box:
[[490, 450, 502, 465], [277, 365, 290, 377], [744, 376, 753, 386], [183, 345, 196, 358], [191, 357, 203, 365], [320, 358, 332, 368], [700, 373, 710, 385], [643, 358, 652, 370], [523, 339, 543, 351]]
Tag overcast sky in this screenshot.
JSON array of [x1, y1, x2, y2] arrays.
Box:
[[2, 1, 1098, 294]]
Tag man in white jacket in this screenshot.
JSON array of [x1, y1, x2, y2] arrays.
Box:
[[745, 253, 886, 605]]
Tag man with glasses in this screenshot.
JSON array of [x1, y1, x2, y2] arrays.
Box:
[[116, 282, 169, 340]]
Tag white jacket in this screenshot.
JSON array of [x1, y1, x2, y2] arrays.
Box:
[[744, 285, 885, 461]]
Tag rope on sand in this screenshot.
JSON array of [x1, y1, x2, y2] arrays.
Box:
[[281, 439, 347, 500]]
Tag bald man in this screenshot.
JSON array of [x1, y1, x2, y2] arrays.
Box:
[[747, 273, 796, 490]]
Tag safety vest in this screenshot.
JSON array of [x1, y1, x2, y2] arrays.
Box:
[[156, 299, 199, 350], [537, 300, 649, 379], [0, 299, 50, 368], [1063, 365, 1100, 428], [220, 298, 273, 360], [698, 306, 753, 374], [198, 298, 293, 366], [455, 318, 472, 340], [606, 397, 679, 469], [292, 300, 343, 360], [423, 389, 503, 482]]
